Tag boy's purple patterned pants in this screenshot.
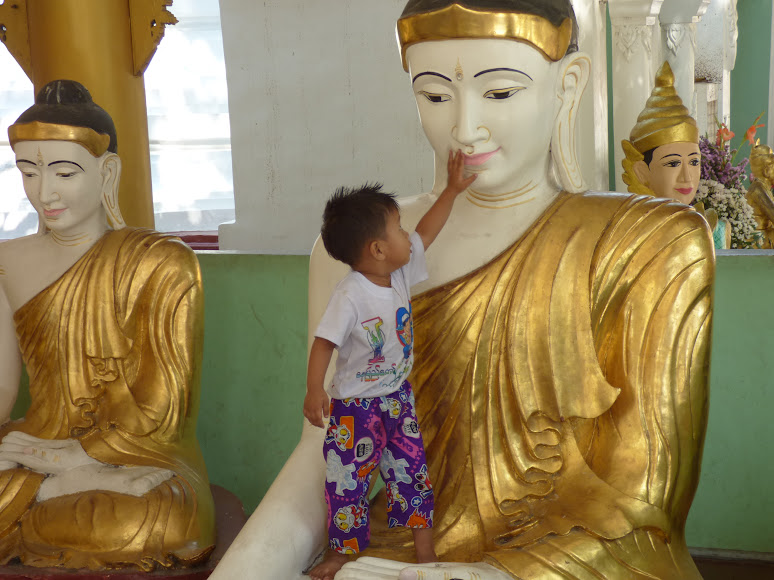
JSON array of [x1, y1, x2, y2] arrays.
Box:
[[323, 381, 434, 554]]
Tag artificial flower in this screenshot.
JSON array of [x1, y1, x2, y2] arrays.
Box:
[[716, 124, 735, 147], [744, 112, 765, 147]]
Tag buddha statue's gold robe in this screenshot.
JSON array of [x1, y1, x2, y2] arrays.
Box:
[[746, 179, 774, 248], [0, 228, 215, 570], [367, 192, 714, 579]]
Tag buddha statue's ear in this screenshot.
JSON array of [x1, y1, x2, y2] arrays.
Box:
[[100, 153, 126, 230], [632, 159, 650, 187], [551, 52, 590, 193]]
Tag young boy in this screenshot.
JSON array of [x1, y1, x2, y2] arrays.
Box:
[[304, 150, 475, 580]]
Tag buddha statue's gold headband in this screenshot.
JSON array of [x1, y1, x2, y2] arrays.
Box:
[[397, 3, 573, 70], [8, 121, 110, 157], [626, 61, 698, 154]]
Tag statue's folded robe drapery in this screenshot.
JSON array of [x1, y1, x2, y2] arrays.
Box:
[[0, 228, 215, 570], [366, 192, 714, 579]]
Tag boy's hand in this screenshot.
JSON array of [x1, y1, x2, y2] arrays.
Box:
[[415, 149, 478, 250], [303, 386, 330, 429], [444, 149, 477, 196]]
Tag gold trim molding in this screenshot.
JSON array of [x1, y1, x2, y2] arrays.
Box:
[[0, 0, 32, 80], [129, 0, 178, 75], [9, 121, 111, 157], [397, 4, 573, 70]]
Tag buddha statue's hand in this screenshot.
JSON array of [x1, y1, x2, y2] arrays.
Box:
[[37, 463, 174, 502], [335, 557, 512, 580], [0, 431, 100, 475]]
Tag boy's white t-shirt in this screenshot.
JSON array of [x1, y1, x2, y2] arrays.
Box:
[[315, 232, 428, 399]]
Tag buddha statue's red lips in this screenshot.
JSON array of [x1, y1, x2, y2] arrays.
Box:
[[43, 208, 66, 217], [676, 187, 694, 196], [463, 147, 500, 166]]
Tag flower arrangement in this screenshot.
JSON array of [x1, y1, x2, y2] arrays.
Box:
[[691, 115, 764, 249]]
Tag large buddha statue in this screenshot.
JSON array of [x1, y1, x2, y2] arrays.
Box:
[[213, 2, 714, 579], [0, 80, 215, 570], [621, 61, 730, 249]]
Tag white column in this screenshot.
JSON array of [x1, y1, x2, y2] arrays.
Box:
[[696, 0, 738, 133], [609, 0, 664, 192], [768, 2, 774, 147], [659, 0, 710, 117], [571, 0, 609, 191]]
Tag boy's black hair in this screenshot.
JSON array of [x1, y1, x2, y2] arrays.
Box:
[[321, 183, 400, 267]]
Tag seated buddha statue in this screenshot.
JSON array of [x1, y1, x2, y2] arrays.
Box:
[[0, 80, 215, 570], [212, 2, 714, 579], [622, 60, 730, 249], [745, 142, 774, 248]]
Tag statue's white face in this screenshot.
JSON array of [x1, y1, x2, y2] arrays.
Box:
[[642, 142, 701, 204], [406, 39, 561, 195], [14, 140, 106, 234]]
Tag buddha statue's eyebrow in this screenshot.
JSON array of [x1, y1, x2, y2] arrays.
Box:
[[15, 159, 36, 166], [49, 160, 84, 170], [474, 67, 533, 81], [412, 71, 452, 83], [660, 152, 699, 160]]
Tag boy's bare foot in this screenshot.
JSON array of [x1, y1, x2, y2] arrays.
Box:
[[308, 550, 351, 580]]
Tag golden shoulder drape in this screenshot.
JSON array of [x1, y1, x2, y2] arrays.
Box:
[[366, 192, 714, 579], [0, 228, 215, 570]]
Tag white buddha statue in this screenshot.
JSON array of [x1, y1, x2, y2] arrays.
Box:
[[0, 80, 215, 570], [214, 2, 714, 579]]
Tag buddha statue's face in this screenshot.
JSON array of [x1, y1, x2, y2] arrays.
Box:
[[406, 39, 561, 195], [14, 140, 107, 234], [636, 142, 701, 204]]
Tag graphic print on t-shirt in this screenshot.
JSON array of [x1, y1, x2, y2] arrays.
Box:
[[355, 302, 414, 387], [361, 317, 386, 364], [395, 301, 413, 360]]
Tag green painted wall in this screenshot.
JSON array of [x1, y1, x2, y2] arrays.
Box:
[[8, 249, 774, 551], [686, 251, 774, 552], [191, 252, 774, 552], [197, 253, 309, 513], [730, 0, 772, 155]]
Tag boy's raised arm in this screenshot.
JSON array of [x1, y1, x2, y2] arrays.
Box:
[[415, 150, 477, 250], [303, 336, 336, 428]]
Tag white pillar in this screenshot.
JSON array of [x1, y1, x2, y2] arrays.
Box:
[[659, 1, 710, 117], [609, 0, 664, 192], [571, 0, 609, 191], [770, 0, 774, 147], [696, 0, 738, 134]]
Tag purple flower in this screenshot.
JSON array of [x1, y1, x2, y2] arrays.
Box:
[[699, 136, 749, 190]]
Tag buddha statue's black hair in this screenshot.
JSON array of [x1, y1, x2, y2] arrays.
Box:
[[14, 79, 118, 153], [401, 0, 579, 55]]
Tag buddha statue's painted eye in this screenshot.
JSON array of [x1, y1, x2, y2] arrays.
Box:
[[690, 158, 700, 166], [484, 87, 524, 100], [418, 91, 451, 103]]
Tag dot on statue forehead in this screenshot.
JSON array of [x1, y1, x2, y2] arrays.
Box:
[[406, 39, 561, 194]]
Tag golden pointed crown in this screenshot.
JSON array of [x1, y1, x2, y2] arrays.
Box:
[[628, 61, 699, 154]]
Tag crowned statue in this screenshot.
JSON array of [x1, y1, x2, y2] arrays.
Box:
[[622, 60, 730, 250], [213, 1, 714, 579], [746, 142, 774, 248], [0, 80, 215, 570]]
